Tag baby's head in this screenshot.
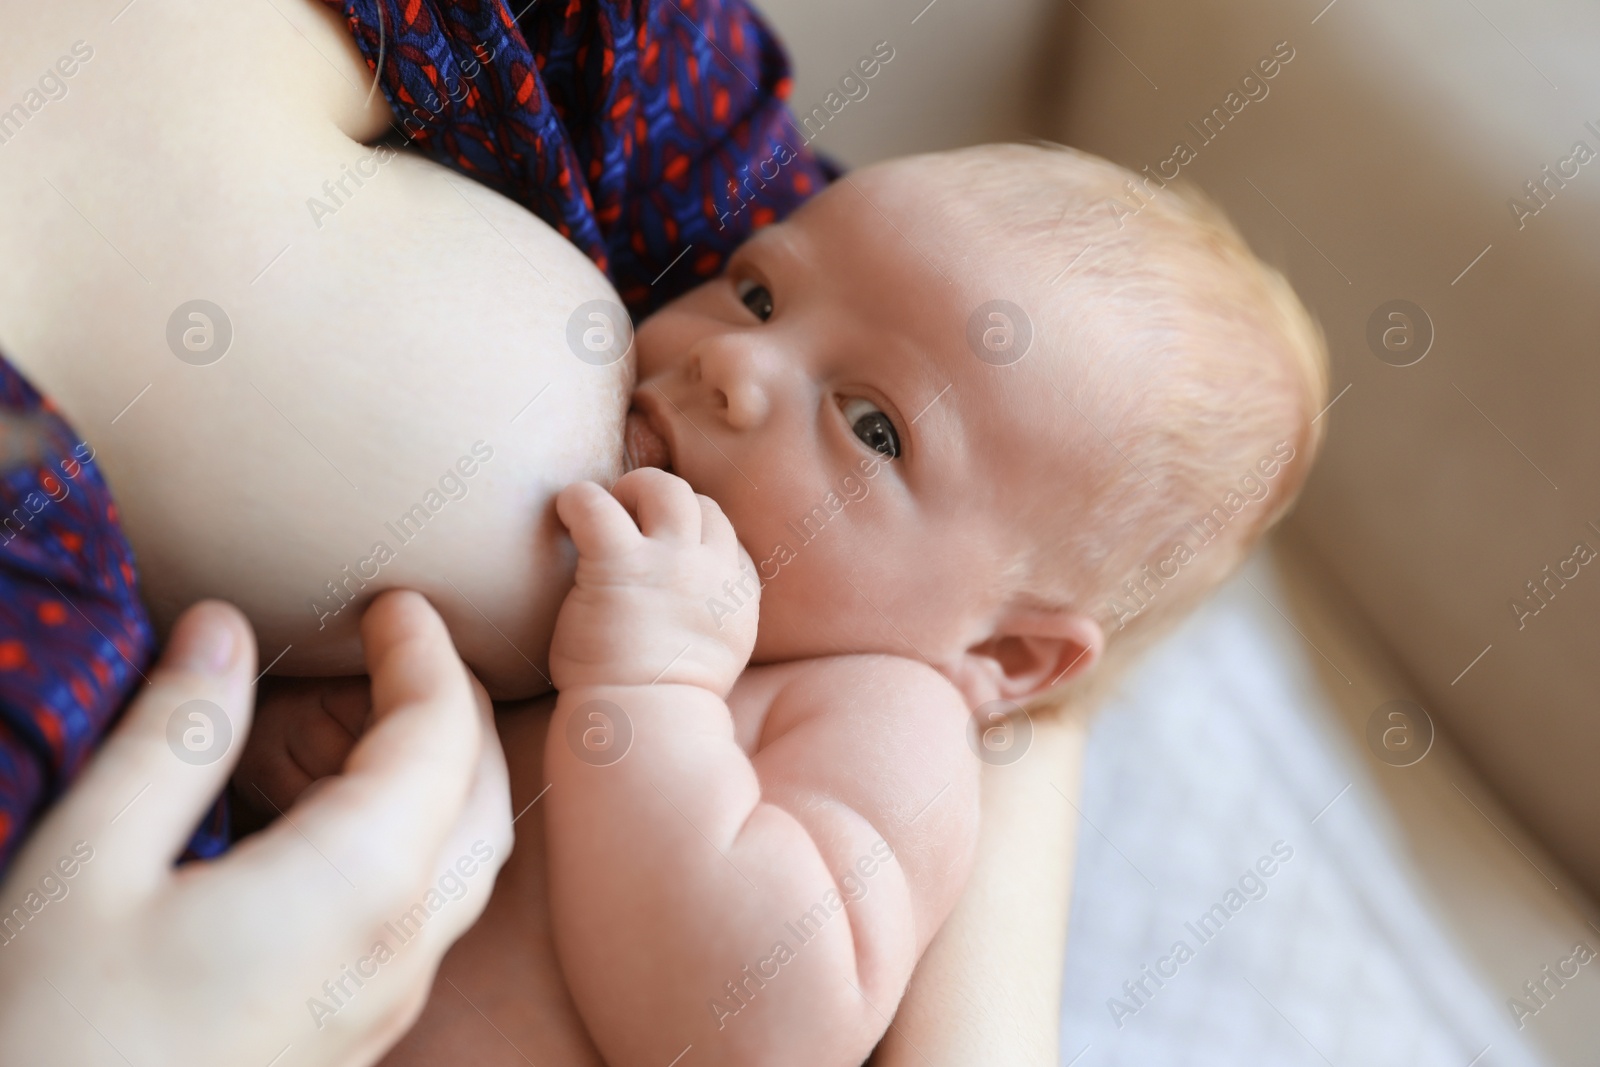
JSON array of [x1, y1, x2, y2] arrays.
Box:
[[633, 143, 1327, 710]]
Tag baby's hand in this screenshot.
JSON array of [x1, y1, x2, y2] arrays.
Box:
[[551, 468, 757, 695], [231, 676, 370, 826]]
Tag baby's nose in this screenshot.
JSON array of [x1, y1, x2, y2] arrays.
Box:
[[699, 339, 771, 430]]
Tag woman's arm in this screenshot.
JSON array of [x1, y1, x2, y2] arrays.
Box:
[[872, 702, 1089, 1066]]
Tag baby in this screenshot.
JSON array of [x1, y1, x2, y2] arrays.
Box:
[[519, 146, 1328, 1065]]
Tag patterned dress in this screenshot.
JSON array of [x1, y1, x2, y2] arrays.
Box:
[[329, 0, 832, 317], [0, 0, 828, 874]]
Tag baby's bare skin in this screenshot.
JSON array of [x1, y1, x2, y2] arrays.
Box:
[[545, 469, 981, 1066], [0, 0, 625, 698]]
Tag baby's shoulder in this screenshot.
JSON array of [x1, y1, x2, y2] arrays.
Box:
[[737, 653, 968, 740], [795, 652, 962, 698]]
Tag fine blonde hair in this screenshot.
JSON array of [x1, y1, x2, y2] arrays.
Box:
[[891, 143, 1330, 712]]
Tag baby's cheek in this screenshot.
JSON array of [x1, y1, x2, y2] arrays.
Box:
[[745, 531, 861, 662]]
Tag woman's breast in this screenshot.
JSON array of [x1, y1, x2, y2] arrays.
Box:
[[0, 4, 631, 695]]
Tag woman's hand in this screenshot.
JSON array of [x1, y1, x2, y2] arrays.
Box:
[[0, 591, 512, 1067]]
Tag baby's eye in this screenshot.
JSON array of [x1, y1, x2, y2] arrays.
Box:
[[839, 397, 901, 459], [737, 278, 774, 322]]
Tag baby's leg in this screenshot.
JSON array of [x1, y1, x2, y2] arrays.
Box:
[[0, 0, 628, 696]]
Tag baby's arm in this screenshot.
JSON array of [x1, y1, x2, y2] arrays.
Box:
[[545, 470, 980, 1067]]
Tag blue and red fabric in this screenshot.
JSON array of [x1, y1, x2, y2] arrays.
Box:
[[0, 365, 159, 873]]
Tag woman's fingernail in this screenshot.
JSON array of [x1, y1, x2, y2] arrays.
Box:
[[168, 612, 236, 673]]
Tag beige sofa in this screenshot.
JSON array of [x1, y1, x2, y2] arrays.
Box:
[[1050, 0, 1600, 900], [755, 0, 1600, 1061]]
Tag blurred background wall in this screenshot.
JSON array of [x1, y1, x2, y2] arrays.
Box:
[[753, 0, 1061, 167]]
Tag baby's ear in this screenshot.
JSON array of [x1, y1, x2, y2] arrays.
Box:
[[952, 608, 1103, 708]]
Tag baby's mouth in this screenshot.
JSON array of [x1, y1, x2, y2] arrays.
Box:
[[624, 407, 672, 472]]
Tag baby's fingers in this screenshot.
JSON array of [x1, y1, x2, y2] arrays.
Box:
[[696, 492, 740, 556], [610, 467, 702, 542], [557, 480, 644, 559], [316, 675, 374, 738]]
